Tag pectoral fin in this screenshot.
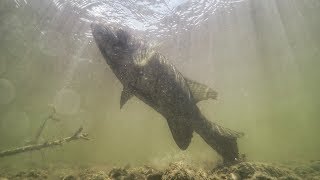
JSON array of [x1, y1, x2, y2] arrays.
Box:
[[120, 86, 134, 109], [185, 78, 218, 103]]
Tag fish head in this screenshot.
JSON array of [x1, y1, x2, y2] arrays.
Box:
[[91, 23, 135, 66]]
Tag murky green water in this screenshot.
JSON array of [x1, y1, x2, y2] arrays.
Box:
[[0, 0, 319, 178]]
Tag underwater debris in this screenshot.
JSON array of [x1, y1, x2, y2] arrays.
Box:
[[62, 174, 78, 180], [162, 161, 209, 180], [79, 169, 110, 180], [129, 166, 163, 180], [11, 169, 48, 180], [291, 160, 320, 179], [0, 127, 89, 158], [109, 167, 131, 179], [0, 160, 319, 180], [212, 161, 302, 180], [25, 106, 61, 145]]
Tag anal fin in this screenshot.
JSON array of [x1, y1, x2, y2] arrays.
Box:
[[166, 116, 193, 150], [185, 78, 218, 103]]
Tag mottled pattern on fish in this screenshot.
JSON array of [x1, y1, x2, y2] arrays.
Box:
[[91, 23, 244, 163]]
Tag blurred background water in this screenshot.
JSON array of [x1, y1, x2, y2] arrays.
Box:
[[0, 0, 319, 168]]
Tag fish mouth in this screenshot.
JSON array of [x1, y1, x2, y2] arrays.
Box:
[[91, 22, 117, 44]]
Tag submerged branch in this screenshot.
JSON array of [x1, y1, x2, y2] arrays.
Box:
[[26, 105, 61, 145], [0, 127, 89, 158]]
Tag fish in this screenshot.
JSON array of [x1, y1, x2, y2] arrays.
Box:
[[91, 23, 244, 164]]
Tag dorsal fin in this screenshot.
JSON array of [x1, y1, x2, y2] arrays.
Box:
[[185, 78, 218, 103], [120, 86, 134, 109]]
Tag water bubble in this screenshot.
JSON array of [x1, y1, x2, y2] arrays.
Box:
[[53, 88, 81, 115], [0, 79, 16, 105], [1, 111, 30, 138]]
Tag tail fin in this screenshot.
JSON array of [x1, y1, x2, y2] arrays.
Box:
[[193, 114, 244, 164]]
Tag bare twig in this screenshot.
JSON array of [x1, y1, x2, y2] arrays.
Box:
[[25, 106, 61, 145], [0, 127, 89, 158]]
